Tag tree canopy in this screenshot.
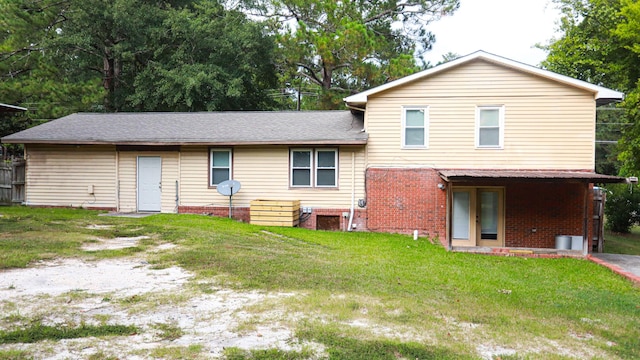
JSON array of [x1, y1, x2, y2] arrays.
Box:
[[0, 0, 279, 120], [243, 0, 460, 108], [541, 0, 640, 176], [1, 0, 461, 117]]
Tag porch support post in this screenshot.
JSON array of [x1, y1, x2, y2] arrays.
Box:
[[582, 183, 590, 256]]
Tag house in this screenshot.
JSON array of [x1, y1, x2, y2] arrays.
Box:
[[1, 51, 626, 253]]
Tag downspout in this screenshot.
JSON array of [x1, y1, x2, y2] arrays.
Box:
[[347, 152, 355, 231]]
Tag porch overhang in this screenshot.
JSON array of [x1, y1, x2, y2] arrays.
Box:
[[438, 169, 626, 184]]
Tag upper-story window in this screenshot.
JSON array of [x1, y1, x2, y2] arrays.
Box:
[[210, 148, 232, 186], [476, 106, 504, 148], [291, 148, 338, 188], [402, 107, 429, 148]]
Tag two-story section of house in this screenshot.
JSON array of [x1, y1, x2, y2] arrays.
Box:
[[1, 51, 625, 253], [346, 51, 624, 251]]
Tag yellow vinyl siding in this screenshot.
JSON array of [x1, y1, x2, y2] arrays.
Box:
[[24, 145, 116, 208], [117, 151, 179, 213], [365, 60, 597, 170], [179, 146, 366, 209]]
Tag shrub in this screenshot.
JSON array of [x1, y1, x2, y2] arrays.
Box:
[[604, 183, 640, 233]]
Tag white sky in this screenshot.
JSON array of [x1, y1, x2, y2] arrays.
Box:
[[423, 0, 561, 66]]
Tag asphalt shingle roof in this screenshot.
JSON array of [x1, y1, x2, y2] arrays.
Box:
[[1, 111, 367, 145]]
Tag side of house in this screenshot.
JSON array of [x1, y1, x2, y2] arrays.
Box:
[[11, 112, 368, 231], [345, 52, 624, 249]]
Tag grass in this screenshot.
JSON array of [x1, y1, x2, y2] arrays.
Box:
[[0, 206, 639, 359], [0, 322, 137, 344], [604, 227, 640, 254], [0, 207, 162, 268]]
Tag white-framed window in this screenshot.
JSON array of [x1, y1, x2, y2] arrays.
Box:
[[476, 106, 504, 148], [210, 148, 232, 186], [402, 106, 428, 148], [291, 149, 312, 187], [290, 148, 338, 188], [315, 149, 337, 187]]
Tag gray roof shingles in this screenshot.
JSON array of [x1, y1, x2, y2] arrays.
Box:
[[1, 111, 368, 145]]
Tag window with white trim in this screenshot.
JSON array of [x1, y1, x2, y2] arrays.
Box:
[[315, 149, 337, 187], [402, 107, 428, 148], [291, 149, 312, 187], [210, 149, 232, 186], [476, 106, 504, 148], [290, 148, 338, 187]]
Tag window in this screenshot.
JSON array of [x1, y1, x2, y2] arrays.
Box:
[[476, 106, 504, 148], [290, 148, 338, 188], [402, 107, 428, 148], [210, 149, 232, 186], [291, 149, 312, 187], [315, 149, 337, 187]]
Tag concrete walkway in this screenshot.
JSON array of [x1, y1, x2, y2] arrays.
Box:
[[589, 253, 640, 285]]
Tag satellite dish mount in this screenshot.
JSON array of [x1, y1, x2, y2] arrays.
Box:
[[216, 180, 241, 218]]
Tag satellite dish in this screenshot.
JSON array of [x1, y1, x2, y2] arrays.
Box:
[[216, 180, 241, 196], [216, 180, 241, 218]]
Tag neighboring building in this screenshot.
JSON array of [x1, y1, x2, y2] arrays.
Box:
[[1, 51, 626, 253]]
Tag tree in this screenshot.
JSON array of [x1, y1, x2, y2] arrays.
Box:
[[0, 0, 279, 116], [540, 0, 640, 176], [604, 183, 640, 233], [242, 0, 460, 109], [129, 2, 278, 111], [613, 0, 640, 176], [0, 0, 103, 120]]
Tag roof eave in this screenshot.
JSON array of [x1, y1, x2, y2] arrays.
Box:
[[343, 50, 625, 105], [4, 139, 368, 146]]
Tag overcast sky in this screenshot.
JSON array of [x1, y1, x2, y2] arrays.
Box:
[[423, 0, 561, 66]]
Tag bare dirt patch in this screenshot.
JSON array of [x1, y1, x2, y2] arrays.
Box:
[[0, 258, 308, 359], [81, 236, 150, 251]]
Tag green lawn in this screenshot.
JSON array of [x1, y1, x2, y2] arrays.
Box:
[[604, 228, 640, 255], [1, 206, 639, 359]]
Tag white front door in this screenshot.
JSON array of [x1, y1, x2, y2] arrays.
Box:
[[137, 156, 162, 212]]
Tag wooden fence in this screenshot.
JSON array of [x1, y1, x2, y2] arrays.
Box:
[[592, 187, 606, 253], [0, 159, 25, 206]]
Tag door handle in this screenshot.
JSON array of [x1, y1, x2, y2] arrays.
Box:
[[159, 182, 162, 190]]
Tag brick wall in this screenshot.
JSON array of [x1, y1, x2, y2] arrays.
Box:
[[365, 168, 447, 244], [504, 182, 591, 248]]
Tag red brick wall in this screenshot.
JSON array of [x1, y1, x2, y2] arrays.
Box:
[[504, 182, 590, 248], [365, 168, 447, 243]]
